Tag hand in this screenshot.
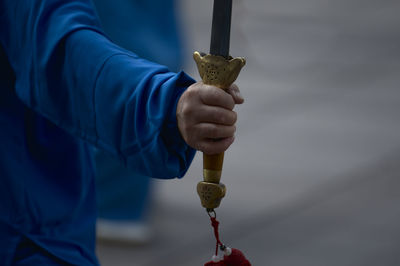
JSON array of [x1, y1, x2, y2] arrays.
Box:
[[176, 82, 244, 154]]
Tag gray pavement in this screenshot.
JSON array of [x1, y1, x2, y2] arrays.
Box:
[[97, 0, 400, 265]]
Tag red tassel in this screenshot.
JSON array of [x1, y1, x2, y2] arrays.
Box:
[[204, 248, 251, 266], [223, 248, 251, 266], [205, 214, 251, 265]]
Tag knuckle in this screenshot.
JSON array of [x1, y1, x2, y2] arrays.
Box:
[[181, 105, 197, 122], [184, 87, 195, 99], [186, 86, 201, 101], [182, 105, 194, 118]]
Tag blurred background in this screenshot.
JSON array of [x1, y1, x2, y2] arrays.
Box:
[[96, 0, 400, 265]]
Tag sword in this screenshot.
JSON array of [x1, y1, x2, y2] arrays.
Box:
[[210, 0, 232, 58], [194, 0, 246, 212]]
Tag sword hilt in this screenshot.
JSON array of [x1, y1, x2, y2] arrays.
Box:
[[193, 52, 245, 210]]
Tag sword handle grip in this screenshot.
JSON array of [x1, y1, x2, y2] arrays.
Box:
[[203, 152, 224, 184]]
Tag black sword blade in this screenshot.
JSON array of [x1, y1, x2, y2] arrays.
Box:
[[210, 0, 232, 58]]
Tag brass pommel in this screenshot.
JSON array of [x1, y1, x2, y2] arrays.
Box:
[[198, 152, 225, 209], [197, 181, 226, 209]]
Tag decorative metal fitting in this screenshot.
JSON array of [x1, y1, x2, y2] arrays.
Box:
[[197, 181, 226, 209], [193, 52, 246, 89]]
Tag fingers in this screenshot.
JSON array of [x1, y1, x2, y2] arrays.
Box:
[[176, 82, 244, 154], [186, 123, 236, 154], [199, 84, 235, 110], [196, 123, 236, 139], [226, 84, 244, 104], [199, 83, 243, 109], [192, 105, 237, 126]]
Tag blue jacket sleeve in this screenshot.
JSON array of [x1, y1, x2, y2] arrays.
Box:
[[0, 0, 196, 179]]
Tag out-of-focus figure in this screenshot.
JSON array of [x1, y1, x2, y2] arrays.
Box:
[[92, 0, 184, 243]]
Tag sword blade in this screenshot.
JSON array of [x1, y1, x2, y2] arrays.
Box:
[[210, 0, 232, 58]]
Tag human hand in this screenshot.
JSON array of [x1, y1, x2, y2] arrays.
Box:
[[176, 82, 244, 154]]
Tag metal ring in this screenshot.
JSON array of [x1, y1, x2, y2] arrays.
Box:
[[207, 209, 216, 218]]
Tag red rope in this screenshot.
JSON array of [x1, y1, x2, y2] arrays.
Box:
[[210, 217, 222, 256], [205, 215, 252, 265]]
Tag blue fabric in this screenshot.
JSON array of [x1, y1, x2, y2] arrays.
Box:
[[92, 0, 184, 221], [0, 0, 196, 264], [93, 147, 153, 221], [93, 0, 183, 72]]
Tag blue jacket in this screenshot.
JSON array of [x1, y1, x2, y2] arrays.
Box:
[[0, 0, 196, 264], [93, 0, 184, 72]]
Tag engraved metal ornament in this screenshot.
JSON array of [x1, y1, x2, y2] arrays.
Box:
[[193, 52, 246, 89], [197, 181, 227, 209]]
